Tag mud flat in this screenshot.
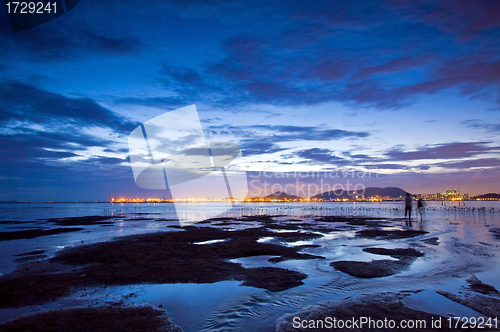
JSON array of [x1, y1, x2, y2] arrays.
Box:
[[331, 247, 424, 278], [420, 236, 440, 245], [465, 275, 500, 295], [39, 216, 119, 226], [13, 250, 47, 263], [277, 292, 452, 332], [0, 228, 84, 241], [315, 216, 389, 226], [0, 215, 127, 241], [490, 228, 500, 240], [1, 211, 498, 331], [0, 306, 181, 332], [331, 259, 412, 278], [356, 229, 428, 240], [0, 224, 323, 308], [436, 275, 500, 318], [277, 291, 500, 332], [362, 247, 425, 258]]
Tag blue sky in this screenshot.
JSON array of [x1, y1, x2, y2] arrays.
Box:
[[1, 0, 500, 201]]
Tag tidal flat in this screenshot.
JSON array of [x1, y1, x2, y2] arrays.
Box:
[[0, 202, 499, 331]]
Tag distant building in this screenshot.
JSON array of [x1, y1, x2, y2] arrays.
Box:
[[416, 189, 470, 201], [436, 189, 463, 201]]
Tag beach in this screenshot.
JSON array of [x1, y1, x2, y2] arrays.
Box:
[[0, 201, 499, 331]]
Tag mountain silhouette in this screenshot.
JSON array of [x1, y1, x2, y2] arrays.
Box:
[[312, 187, 408, 200], [265, 191, 302, 200], [472, 193, 500, 199]]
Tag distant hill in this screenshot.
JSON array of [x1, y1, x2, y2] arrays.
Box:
[[361, 187, 408, 198], [313, 187, 408, 200], [265, 191, 302, 200], [472, 193, 500, 199]]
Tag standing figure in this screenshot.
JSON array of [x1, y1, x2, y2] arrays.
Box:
[[405, 193, 413, 221], [417, 198, 425, 221]]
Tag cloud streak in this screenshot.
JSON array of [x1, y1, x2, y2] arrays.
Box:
[[205, 124, 370, 156], [385, 142, 499, 161]]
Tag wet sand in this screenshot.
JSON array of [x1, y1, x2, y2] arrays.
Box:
[[0, 223, 323, 308], [330, 247, 426, 278], [277, 291, 499, 332], [0, 206, 499, 331], [355, 228, 428, 239], [0, 215, 128, 241], [0, 228, 84, 241], [0, 306, 181, 332]]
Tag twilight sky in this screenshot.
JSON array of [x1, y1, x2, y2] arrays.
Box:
[[1, 0, 500, 201]]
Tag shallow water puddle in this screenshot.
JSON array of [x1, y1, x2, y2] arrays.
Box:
[[115, 282, 264, 332], [403, 289, 486, 318], [229, 255, 279, 268], [193, 239, 228, 245]]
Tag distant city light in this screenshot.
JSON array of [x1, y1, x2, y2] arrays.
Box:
[[109, 188, 499, 203]]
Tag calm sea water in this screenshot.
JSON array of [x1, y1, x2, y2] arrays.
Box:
[[1, 201, 499, 331]]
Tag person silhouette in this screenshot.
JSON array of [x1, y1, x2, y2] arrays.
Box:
[[417, 198, 425, 221], [405, 193, 413, 222]]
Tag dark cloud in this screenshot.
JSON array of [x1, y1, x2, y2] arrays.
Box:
[[206, 124, 369, 141], [201, 117, 223, 123], [0, 82, 137, 199], [103, 147, 129, 154], [462, 119, 500, 132], [349, 163, 432, 171], [159, 65, 209, 91], [0, 135, 80, 161], [83, 32, 141, 54], [291, 143, 500, 170], [2, 0, 498, 108], [0, 26, 142, 62], [205, 124, 369, 157], [398, 0, 500, 39], [389, 57, 500, 106], [386, 142, 499, 161], [0, 1, 143, 61], [251, 125, 370, 141], [116, 96, 188, 110], [0, 158, 136, 201], [0, 82, 137, 132], [128, 1, 500, 109], [297, 148, 350, 165], [342, 151, 372, 159], [0, 130, 131, 201], [0, 131, 119, 165], [239, 140, 286, 157], [369, 163, 408, 170], [354, 57, 428, 79], [86, 156, 127, 165], [437, 158, 500, 169]]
